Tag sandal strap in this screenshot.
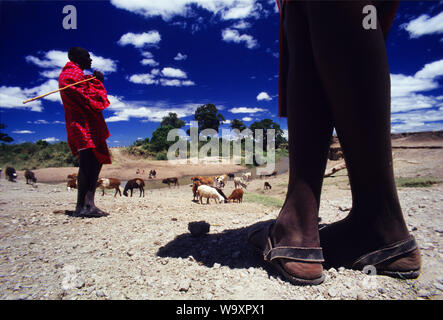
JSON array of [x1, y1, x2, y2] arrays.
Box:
[[264, 242, 325, 263], [352, 235, 418, 269]]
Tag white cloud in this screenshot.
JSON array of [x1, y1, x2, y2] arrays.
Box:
[[174, 53, 188, 61], [229, 107, 266, 113], [110, 0, 260, 21], [25, 50, 68, 69], [389, 59, 443, 132], [161, 67, 187, 78], [118, 31, 161, 48], [390, 74, 437, 99], [25, 50, 117, 76], [391, 59, 443, 112], [415, 59, 443, 79], [105, 96, 199, 123], [242, 117, 253, 121], [129, 67, 195, 87], [221, 28, 258, 49], [231, 20, 251, 29], [128, 73, 159, 85], [151, 68, 160, 76], [33, 120, 49, 124], [402, 11, 443, 38], [0, 86, 43, 112], [160, 79, 195, 87], [0, 80, 62, 111], [141, 51, 154, 58], [12, 130, 35, 134], [256, 91, 272, 101], [43, 137, 60, 143], [141, 58, 159, 67], [23, 79, 61, 103], [222, 3, 255, 20]]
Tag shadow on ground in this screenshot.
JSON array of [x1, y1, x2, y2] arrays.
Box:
[[157, 219, 279, 275]]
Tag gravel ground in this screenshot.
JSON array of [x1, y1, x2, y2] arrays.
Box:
[[0, 170, 441, 300]]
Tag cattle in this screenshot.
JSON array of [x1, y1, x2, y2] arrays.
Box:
[[162, 177, 179, 188], [227, 188, 244, 203], [5, 167, 17, 182], [264, 181, 272, 190], [96, 178, 122, 197], [227, 173, 235, 180], [24, 169, 37, 185], [123, 178, 145, 197], [191, 176, 214, 186]]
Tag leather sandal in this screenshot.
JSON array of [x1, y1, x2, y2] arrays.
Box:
[[319, 225, 421, 279], [351, 235, 421, 279], [248, 221, 325, 286]]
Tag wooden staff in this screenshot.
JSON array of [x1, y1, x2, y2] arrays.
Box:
[[22, 76, 96, 104]]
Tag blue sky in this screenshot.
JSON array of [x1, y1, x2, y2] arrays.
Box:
[[0, 0, 442, 147]]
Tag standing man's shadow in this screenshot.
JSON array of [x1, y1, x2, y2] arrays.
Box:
[[157, 219, 277, 273]]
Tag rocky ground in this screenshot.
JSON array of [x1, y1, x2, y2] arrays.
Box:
[[0, 133, 442, 300], [0, 167, 442, 300]]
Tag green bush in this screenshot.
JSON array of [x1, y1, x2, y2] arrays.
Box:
[[156, 152, 167, 160]]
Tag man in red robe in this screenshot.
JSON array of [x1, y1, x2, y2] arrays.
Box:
[[59, 47, 111, 217]]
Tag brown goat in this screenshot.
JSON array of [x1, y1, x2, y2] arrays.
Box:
[[67, 173, 78, 180], [192, 180, 202, 201], [66, 172, 78, 191], [191, 176, 214, 186], [96, 178, 122, 197], [67, 179, 77, 191], [227, 188, 244, 203]]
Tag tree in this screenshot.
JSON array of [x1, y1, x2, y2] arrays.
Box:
[[194, 104, 225, 134], [149, 124, 177, 152], [230, 119, 246, 132], [161, 112, 185, 129], [249, 119, 287, 150], [0, 123, 13, 143], [36, 139, 49, 148]]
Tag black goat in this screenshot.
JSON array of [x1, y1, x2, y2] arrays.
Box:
[[24, 169, 37, 185], [123, 178, 145, 197], [5, 167, 17, 182]]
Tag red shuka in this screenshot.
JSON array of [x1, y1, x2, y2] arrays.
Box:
[[59, 61, 112, 164]]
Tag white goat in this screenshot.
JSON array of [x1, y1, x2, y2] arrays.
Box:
[[242, 172, 251, 182], [233, 177, 247, 189], [197, 185, 225, 204]]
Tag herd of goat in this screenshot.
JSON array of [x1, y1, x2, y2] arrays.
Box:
[[2, 166, 277, 205]]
